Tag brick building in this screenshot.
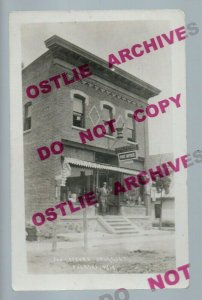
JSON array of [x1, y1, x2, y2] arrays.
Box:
[[22, 35, 160, 227]]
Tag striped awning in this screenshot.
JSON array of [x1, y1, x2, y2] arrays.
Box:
[[64, 157, 139, 175]]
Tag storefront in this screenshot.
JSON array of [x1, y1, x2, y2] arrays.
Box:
[[60, 156, 145, 215]]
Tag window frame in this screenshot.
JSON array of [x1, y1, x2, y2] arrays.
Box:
[[71, 90, 89, 130], [72, 94, 85, 128], [126, 112, 136, 143], [23, 102, 32, 132], [100, 101, 115, 136]]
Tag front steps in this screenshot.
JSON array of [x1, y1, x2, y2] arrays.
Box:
[[97, 215, 140, 234]]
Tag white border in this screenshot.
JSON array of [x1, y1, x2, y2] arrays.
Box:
[[10, 10, 188, 291]]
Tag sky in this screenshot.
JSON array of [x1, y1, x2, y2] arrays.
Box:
[[21, 20, 174, 154]]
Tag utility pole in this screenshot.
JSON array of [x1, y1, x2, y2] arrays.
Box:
[[83, 206, 88, 251], [81, 172, 88, 251], [52, 178, 61, 251]]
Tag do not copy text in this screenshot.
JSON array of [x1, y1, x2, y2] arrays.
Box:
[[108, 23, 199, 68], [32, 191, 97, 226], [26, 64, 92, 99], [114, 150, 202, 195], [148, 264, 190, 290], [79, 93, 181, 144]]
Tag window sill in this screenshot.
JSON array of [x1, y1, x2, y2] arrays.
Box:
[[23, 129, 32, 134], [127, 140, 138, 145], [105, 134, 115, 139], [72, 126, 86, 131]]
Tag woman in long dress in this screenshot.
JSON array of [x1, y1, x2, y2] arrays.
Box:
[[99, 182, 108, 215]]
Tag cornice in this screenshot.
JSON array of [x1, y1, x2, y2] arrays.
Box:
[[53, 58, 148, 108], [80, 78, 146, 108], [45, 35, 161, 100]]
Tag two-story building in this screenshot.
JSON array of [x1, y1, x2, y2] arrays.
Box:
[[22, 35, 160, 232]]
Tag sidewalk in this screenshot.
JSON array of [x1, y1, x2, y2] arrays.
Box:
[[27, 229, 175, 255]]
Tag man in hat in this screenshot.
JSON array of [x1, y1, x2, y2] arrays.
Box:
[[99, 182, 108, 215]]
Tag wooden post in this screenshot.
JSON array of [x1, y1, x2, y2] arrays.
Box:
[[145, 185, 151, 216], [159, 189, 163, 230], [83, 206, 88, 251], [52, 185, 60, 251], [81, 173, 88, 251], [95, 169, 99, 216], [96, 169, 99, 190], [117, 174, 121, 215], [159, 205, 162, 229], [52, 218, 57, 252]]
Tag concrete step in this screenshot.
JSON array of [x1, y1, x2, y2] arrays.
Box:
[[104, 219, 126, 223], [103, 216, 124, 219], [109, 223, 133, 226], [113, 227, 135, 230], [116, 231, 137, 234], [98, 216, 139, 235]]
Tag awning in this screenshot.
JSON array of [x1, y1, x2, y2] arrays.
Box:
[[64, 157, 139, 175]]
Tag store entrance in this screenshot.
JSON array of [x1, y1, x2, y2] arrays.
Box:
[[97, 170, 120, 215]]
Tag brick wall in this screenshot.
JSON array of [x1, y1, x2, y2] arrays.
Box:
[[22, 51, 149, 220], [23, 52, 62, 220]]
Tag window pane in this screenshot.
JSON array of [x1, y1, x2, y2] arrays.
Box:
[[73, 112, 83, 127], [103, 105, 112, 121], [27, 118, 31, 130], [73, 98, 83, 113], [127, 115, 133, 129], [27, 104, 32, 117], [72, 94, 85, 128], [24, 117, 31, 131], [24, 103, 32, 131], [127, 114, 136, 141], [126, 128, 133, 140]]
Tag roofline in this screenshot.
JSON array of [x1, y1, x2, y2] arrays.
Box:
[[45, 35, 161, 98], [22, 51, 51, 72]]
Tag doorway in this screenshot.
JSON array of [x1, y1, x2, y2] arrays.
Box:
[[98, 170, 120, 215]]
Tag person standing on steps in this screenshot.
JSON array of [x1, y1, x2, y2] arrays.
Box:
[[99, 182, 108, 215]]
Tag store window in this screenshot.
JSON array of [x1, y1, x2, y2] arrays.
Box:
[[103, 104, 113, 135], [72, 94, 85, 128], [95, 152, 118, 166], [65, 168, 94, 202], [126, 114, 136, 142], [155, 204, 161, 218], [24, 102, 32, 131]]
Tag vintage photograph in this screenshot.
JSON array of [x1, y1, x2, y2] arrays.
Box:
[[10, 10, 188, 290]]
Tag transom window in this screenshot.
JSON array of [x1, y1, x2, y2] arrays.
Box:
[[73, 94, 85, 128], [126, 114, 136, 142], [24, 102, 32, 131]]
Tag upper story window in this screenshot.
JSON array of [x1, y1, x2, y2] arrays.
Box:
[[126, 113, 136, 142], [24, 102, 32, 131], [102, 104, 113, 135], [103, 104, 113, 121], [72, 94, 85, 128]]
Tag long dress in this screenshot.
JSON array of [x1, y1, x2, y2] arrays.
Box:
[[107, 191, 119, 215], [99, 187, 108, 215]]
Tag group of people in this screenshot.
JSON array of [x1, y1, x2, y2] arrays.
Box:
[[97, 182, 144, 215], [97, 182, 119, 215]]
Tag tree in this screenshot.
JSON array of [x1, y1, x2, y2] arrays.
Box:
[[152, 176, 172, 229]]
